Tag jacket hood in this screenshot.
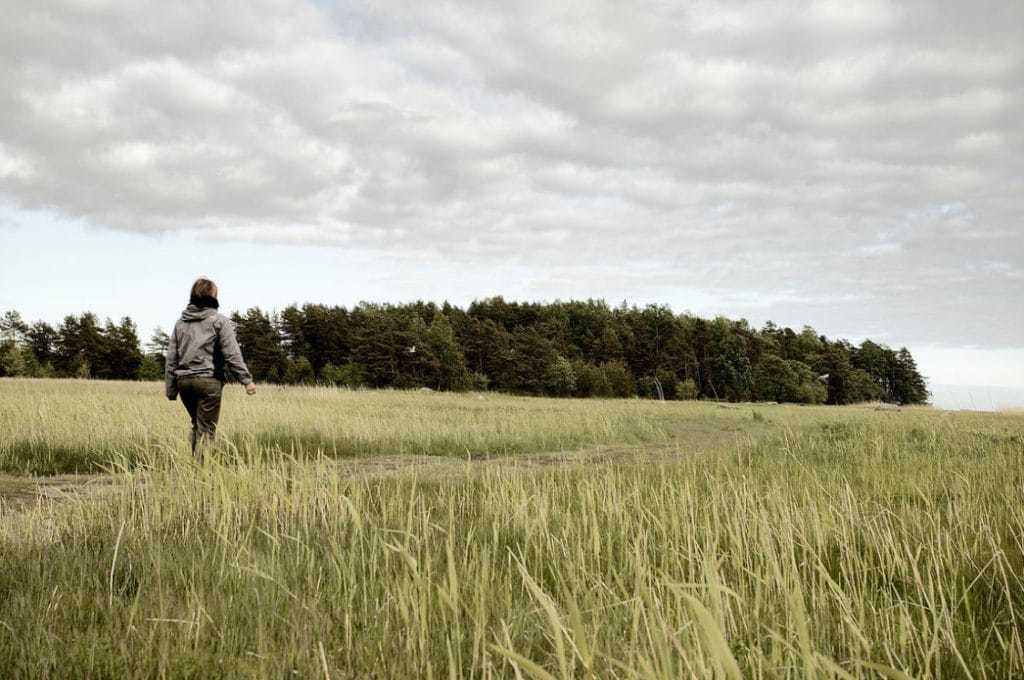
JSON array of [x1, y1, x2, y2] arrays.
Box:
[[181, 305, 219, 322]]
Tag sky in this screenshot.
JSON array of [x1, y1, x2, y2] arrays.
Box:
[[1, 0, 1022, 402]]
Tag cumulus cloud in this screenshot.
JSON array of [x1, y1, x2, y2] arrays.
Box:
[[1, 0, 1021, 346]]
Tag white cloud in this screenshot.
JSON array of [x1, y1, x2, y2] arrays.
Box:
[[805, 0, 900, 34], [0, 0, 1021, 347], [0, 143, 34, 179]]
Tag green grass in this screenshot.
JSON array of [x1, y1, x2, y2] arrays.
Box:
[[0, 378, 759, 475], [1, 378, 1022, 678]]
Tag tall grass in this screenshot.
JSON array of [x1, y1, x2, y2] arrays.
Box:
[[1, 380, 1022, 678], [1, 379, 694, 474]]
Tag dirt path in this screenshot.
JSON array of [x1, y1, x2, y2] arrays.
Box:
[[0, 443, 697, 514], [0, 474, 120, 513], [329, 443, 691, 481]]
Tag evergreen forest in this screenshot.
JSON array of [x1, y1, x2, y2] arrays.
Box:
[[0, 299, 929, 405]]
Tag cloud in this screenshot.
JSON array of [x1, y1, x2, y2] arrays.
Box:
[[1, 0, 1022, 346]]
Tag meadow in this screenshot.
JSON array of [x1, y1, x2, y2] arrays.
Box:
[[1, 378, 1022, 678]]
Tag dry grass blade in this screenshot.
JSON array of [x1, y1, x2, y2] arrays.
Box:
[[678, 593, 742, 680]]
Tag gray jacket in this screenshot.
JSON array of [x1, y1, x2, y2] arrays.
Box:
[[165, 305, 253, 400]]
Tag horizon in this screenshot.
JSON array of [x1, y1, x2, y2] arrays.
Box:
[[2, 214, 1023, 402]]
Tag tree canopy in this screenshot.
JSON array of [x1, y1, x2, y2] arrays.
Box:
[[0, 299, 930, 405]]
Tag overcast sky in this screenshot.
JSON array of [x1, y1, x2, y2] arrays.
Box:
[[1, 1, 1022, 393]]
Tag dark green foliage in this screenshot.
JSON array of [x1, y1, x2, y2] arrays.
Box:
[[426, 313, 471, 391], [601, 360, 636, 398], [136, 355, 163, 381], [348, 303, 440, 389], [94, 317, 143, 380], [677, 377, 699, 400], [543, 355, 576, 397], [320, 362, 365, 388], [505, 326, 560, 394], [454, 317, 513, 381], [231, 308, 288, 382], [25, 321, 58, 367], [574, 361, 612, 398], [701, 317, 754, 401], [54, 313, 103, 376], [0, 302, 930, 404], [0, 341, 26, 376], [1, 313, 140, 380], [752, 355, 826, 404], [892, 348, 929, 405], [284, 356, 316, 384], [845, 368, 885, 403]]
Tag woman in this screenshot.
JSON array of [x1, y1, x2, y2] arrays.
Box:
[[165, 278, 256, 461]]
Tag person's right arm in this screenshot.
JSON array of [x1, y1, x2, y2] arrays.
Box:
[[165, 325, 179, 400]]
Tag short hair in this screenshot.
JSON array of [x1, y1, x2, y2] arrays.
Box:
[[190, 277, 218, 300]]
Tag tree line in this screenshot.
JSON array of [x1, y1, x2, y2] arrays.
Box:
[[0, 299, 929, 404]]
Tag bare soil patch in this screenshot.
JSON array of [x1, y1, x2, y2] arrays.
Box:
[[0, 474, 118, 513]]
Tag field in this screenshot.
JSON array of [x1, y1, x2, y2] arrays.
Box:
[[1, 379, 1022, 678]]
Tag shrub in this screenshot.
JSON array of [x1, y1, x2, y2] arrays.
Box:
[[543, 355, 576, 397], [320, 362, 366, 388], [0, 343, 26, 377], [753, 356, 825, 404], [600, 360, 636, 398], [574, 361, 612, 398], [285, 356, 316, 385], [470, 371, 490, 391], [137, 355, 163, 381], [655, 368, 681, 400], [677, 378, 699, 400], [845, 368, 884, 403]]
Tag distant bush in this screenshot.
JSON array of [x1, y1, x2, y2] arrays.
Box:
[[543, 355, 576, 397], [285, 356, 316, 385], [753, 356, 826, 404], [845, 368, 885, 403], [470, 371, 490, 392], [320, 362, 365, 388], [677, 378, 699, 400], [137, 355, 162, 381], [0, 342, 26, 377], [600, 360, 635, 398], [573, 361, 612, 398]]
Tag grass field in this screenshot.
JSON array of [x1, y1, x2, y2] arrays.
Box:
[[1, 378, 1022, 678]]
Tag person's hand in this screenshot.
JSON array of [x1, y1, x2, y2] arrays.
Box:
[[245, 383, 257, 396]]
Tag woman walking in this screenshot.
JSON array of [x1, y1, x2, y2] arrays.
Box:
[[165, 278, 256, 461]]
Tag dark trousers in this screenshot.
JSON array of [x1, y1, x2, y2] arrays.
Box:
[[178, 376, 223, 462]]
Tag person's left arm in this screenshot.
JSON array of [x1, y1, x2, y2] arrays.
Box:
[[217, 316, 256, 393]]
